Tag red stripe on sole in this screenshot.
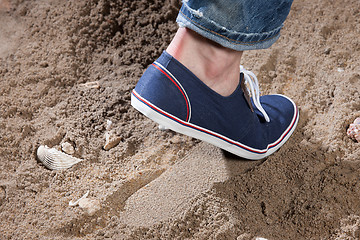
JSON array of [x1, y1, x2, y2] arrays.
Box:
[[132, 90, 299, 155]]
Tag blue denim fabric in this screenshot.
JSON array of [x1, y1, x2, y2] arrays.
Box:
[[176, 0, 293, 51]]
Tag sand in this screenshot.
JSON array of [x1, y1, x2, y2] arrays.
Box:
[[0, 0, 359, 239]]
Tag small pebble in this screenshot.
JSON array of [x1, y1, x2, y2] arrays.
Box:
[[79, 198, 101, 216], [79, 81, 100, 89], [0, 187, 5, 205], [39, 61, 49, 68], [103, 130, 121, 150], [61, 142, 75, 155], [347, 117, 360, 142], [324, 47, 331, 54]]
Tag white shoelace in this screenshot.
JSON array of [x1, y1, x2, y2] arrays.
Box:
[[240, 65, 270, 122]]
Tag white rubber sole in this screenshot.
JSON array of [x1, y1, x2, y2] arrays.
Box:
[[131, 90, 299, 160]]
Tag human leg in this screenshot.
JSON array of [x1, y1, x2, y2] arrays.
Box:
[[131, 0, 298, 160], [166, 0, 294, 96], [167, 27, 243, 96]]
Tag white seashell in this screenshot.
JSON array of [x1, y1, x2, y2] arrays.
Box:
[[69, 190, 89, 207], [354, 117, 360, 125], [347, 117, 360, 142], [61, 142, 75, 155], [79, 81, 100, 89], [103, 131, 121, 150], [106, 119, 112, 131], [37, 145, 83, 170]]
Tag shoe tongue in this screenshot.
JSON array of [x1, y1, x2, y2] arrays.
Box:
[[240, 73, 254, 112]]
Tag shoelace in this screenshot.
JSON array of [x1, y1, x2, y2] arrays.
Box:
[[240, 65, 270, 122]]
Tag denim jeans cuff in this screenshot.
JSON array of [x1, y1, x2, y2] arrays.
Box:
[[176, 3, 282, 51]]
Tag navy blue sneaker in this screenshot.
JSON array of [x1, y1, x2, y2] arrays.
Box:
[[131, 51, 299, 160]]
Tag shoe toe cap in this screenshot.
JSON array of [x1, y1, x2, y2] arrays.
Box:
[[260, 94, 298, 143]]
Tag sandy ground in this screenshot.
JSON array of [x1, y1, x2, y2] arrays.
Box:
[[0, 0, 359, 239]]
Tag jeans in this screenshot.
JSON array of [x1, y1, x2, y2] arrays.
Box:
[[176, 0, 294, 51]]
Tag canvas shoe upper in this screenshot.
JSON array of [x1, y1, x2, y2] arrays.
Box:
[[131, 51, 299, 160]]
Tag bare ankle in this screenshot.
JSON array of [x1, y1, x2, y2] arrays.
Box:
[[166, 28, 243, 96]]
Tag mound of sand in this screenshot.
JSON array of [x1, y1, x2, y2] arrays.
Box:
[[0, 0, 359, 239]]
